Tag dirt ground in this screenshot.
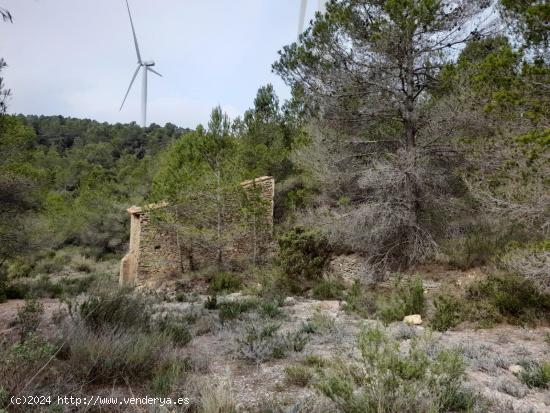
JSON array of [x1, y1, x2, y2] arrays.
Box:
[[1, 292, 549, 413]]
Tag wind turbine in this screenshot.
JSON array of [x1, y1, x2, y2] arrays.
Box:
[[119, 0, 162, 127], [298, 0, 326, 38]]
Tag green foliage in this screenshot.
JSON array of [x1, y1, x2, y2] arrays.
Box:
[[78, 289, 152, 332], [67, 327, 174, 384], [258, 299, 283, 318], [284, 365, 313, 387], [14, 298, 44, 341], [0, 334, 55, 400], [377, 278, 425, 324], [312, 278, 345, 300], [157, 315, 192, 346], [300, 311, 337, 336], [217, 299, 258, 323], [443, 223, 526, 269], [237, 321, 308, 363], [465, 274, 550, 325], [150, 360, 185, 396], [431, 295, 462, 332], [518, 360, 550, 389], [317, 326, 475, 413], [236, 84, 299, 181], [343, 281, 377, 318], [500, 0, 550, 51], [278, 226, 331, 281], [209, 272, 241, 293]]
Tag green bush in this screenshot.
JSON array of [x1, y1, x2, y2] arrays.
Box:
[[431, 295, 462, 332], [465, 274, 550, 325], [237, 322, 308, 363], [259, 299, 283, 318], [209, 272, 241, 292], [14, 299, 44, 341], [218, 299, 258, 323], [78, 289, 152, 332], [157, 315, 192, 346], [0, 335, 55, 401], [343, 281, 377, 318], [312, 278, 345, 300], [518, 360, 550, 389], [278, 227, 331, 280], [5, 282, 30, 299], [284, 365, 313, 387], [67, 327, 174, 384], [300, 311, 337, 335], [444, 224, 529, 270], [150, 360, 185, 396], [317, 326, 475, 413], [377, 278, 425, 324]]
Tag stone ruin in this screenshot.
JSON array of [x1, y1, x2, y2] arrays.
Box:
[[119, 176, 275, 288]]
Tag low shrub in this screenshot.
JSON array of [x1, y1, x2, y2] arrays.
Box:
[[377, 277, 425, 323], [443, 223, 527, 269], [78, 289, 153, 332], [431, 294, 462, 332], [14, 299, 44, 341], [312, 278, 345, 300], [66, 326, 174, 384], [500, 241, 550, 293], [150, 360, 185, 396], [278, 227, 331, 280], [0, 335, 55, 400], [284, 365, 314, 387], [70, 254, 96, 273], [303, 354, 328, 368], [218, 299, 258, 323], [259, 299, 283, 318], [4, 282, 30, 300], [497, 378, 528, 398], [518, 360, 550, 389], [237, 321, 308, 363], [343, 281, 377, 318], [300, 311, 337, 336], [317, 326, 476, 413], [465, 274, 550, 325], [209, 272, 241, 293], [157, 315, 192, 346], [237, 321, 286, 363], [199, 377, 237, 413]]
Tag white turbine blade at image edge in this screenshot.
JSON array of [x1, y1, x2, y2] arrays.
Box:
[[298, 0, 308, 37], [318, 0, 326, 13], [120, 65, 141, 111], [147, 67, 162, 77], [125, 0, 142, 63]]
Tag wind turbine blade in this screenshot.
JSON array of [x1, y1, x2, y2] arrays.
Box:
[[298, 0, 308, 38], [119, 65, 141, 111], [125, 0, 142, 64], [147, 67, 163, 77]]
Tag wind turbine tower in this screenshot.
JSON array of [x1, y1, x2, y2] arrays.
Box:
[[119, 0, 162, 127], [298, 0, 326, 38]]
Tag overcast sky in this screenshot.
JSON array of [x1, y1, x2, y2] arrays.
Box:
[[0, 0, 318, 128]]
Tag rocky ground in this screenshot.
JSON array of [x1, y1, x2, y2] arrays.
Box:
[[1, 284, 549, 413]]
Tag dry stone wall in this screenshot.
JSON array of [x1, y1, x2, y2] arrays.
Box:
[[119, 176, 275, 288]]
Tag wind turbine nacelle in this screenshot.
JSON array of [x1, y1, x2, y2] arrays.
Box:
[[143, 60, 155, 66]]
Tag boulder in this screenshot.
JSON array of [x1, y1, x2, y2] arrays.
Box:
[[508, 364, 525, 375], [403, 314, 422, 325]]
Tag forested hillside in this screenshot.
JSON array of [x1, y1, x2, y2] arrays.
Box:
[[0, 1, 549, 412]]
